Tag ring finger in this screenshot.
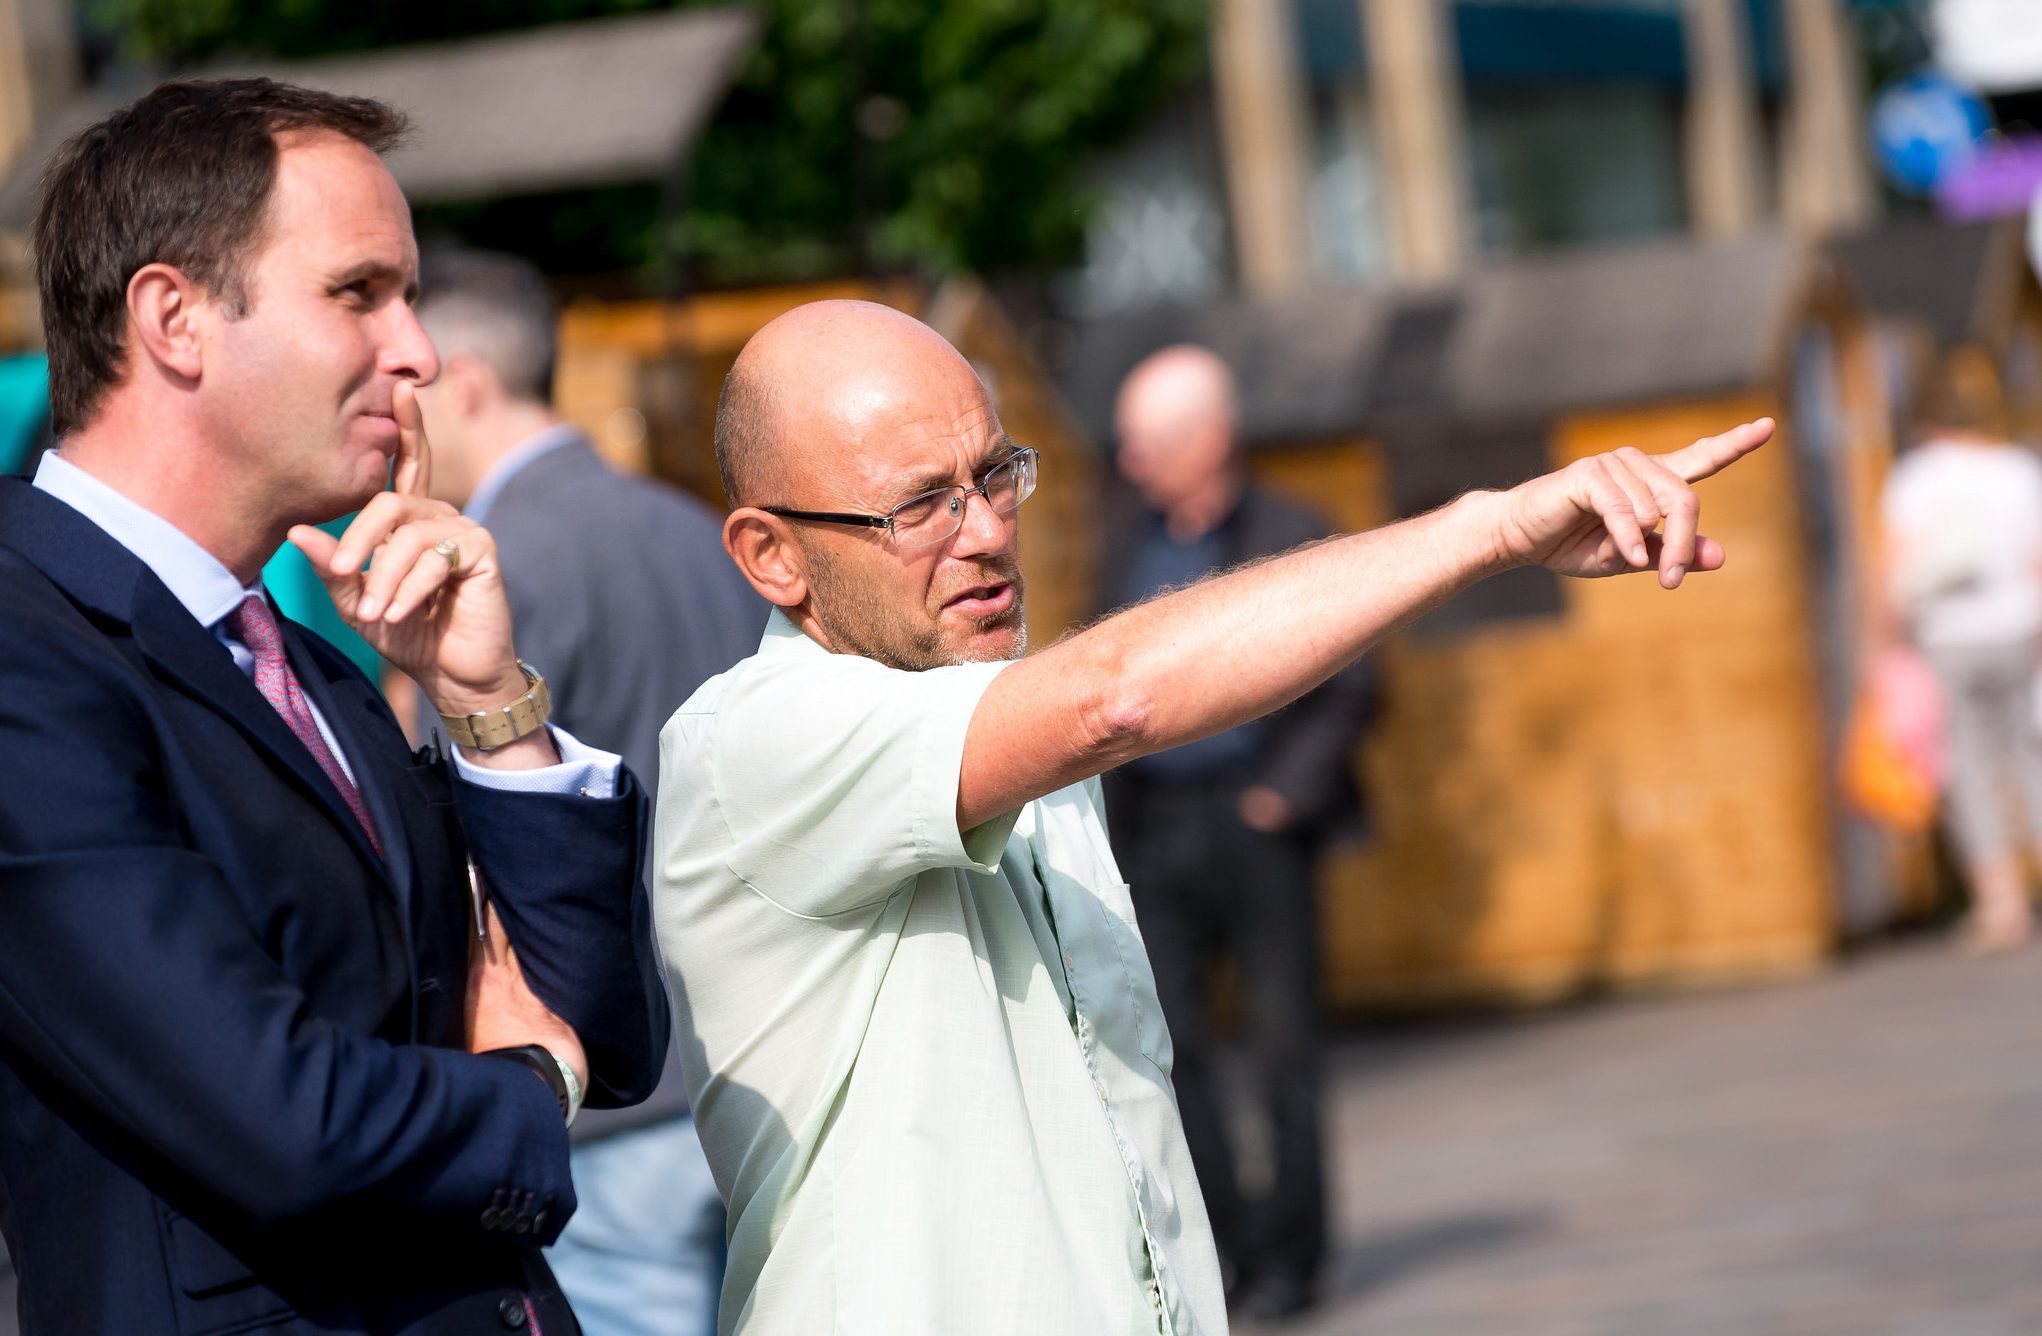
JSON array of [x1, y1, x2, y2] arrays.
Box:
[[358, 518, 472, 622]]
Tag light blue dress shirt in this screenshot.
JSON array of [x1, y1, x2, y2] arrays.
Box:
[[32, 452, 619, 798]]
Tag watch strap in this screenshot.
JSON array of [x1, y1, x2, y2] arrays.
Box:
[[440, 661, 551, 752], [484, 1044, 581, 1127]]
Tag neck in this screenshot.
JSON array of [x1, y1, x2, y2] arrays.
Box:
[[1163, 470, 1243, 542], [453, 401, 563, 508], [59, 404, 284, 587]]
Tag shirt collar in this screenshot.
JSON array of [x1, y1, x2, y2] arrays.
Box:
[[758, 607, 823, 658], [464, 423, 582, 525], [32, 451, 258, 628]]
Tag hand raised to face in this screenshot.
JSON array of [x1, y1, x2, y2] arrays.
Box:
[[1489, 418, 1774, 589], [286, 380, 528, 720]]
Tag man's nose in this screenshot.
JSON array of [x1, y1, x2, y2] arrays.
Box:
[[382, 303, 442, 385], [948, 488, 1009, 557]]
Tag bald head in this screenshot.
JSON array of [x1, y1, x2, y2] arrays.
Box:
[[1114, 344, 1239, 515], [1118, 344, 1237, 438], [715, 300, 984, 508], [716, 299, 1027, 672]]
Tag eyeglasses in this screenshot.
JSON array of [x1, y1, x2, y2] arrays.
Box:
[[764, 447, 1039, 551]]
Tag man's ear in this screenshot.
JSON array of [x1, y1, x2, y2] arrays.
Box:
[[125, 263, 207, 385], [724, 509, 808, 609], [443, 352, 491, 418]]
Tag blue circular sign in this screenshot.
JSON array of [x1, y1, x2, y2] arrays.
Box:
[[1871, 70, 1992, 195]]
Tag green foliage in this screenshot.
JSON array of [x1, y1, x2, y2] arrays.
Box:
[[87, 0, 1208, 283]]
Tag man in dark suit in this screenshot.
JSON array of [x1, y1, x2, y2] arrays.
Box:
[[0, 79, 668, 1334], [410, 249, 765, 1336], [1098, 345, 1379, 1321]]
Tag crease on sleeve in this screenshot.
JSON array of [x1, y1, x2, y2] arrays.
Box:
[[913, 660, 1022, 871]]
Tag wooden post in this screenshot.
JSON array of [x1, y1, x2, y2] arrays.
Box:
[[0, 0, 34, 176], [0, 0, 74, 172], [0, 0, 74, 347], [1682, 0, 1767, 238], [1211, 0, 1314, 297], [1779, 0, 1874, 236], [1361, 0, 1468, 283]]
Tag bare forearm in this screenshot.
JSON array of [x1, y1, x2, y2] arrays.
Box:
[[1101, 492, 1499, 744], [960, 491, 1506, 826]]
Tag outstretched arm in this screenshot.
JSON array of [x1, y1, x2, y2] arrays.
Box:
[[958, 420, 1773, 830]]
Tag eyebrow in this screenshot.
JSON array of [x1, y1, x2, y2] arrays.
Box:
[[329, 260, 419, 304], [886, 437, 1017, 504]]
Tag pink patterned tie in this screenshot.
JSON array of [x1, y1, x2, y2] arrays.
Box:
[[223, 594, 384, 858]]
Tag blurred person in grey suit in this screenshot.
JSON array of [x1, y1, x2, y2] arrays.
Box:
[[1099, 345, 1379, 1321], [411, 249, 766, 1336]]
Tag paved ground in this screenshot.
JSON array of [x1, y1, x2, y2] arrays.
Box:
[[1239, 938, 2042, 1335]]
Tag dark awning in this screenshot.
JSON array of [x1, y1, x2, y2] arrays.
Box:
[[0, 7, 760, 228]]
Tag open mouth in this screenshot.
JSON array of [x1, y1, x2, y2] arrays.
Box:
[[945, 581, 1015, 616]]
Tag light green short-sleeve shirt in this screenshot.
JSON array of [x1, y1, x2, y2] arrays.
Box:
[[653, 611, 1226, 1336]]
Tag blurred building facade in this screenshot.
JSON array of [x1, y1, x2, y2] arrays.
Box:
[[1072, 0, 1885, 316]]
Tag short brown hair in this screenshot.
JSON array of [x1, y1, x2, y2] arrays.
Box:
[[714, 357, 777, 508], [31, 78, 409, 436], [1916, 343, 2009, 440]]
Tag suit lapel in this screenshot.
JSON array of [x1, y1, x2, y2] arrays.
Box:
[[129, 581, 391, 881], [0, 479, 391, 885], [282, 617, 418, 912]]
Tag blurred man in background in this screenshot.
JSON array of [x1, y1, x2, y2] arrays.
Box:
[[412, 249, 765, 1336], [1102, 344, 1378, 1318]]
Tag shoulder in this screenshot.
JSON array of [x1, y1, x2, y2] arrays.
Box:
[[0, 554, 154, 758], [691, 641, 1004, 767], [491, 454, 726, 563], [1239, 483, 1333, 545], [0, 549, 120, 673]]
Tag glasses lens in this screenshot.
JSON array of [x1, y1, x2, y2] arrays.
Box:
[[892, 488, 965, 548], [889, 451, 1037, 550], [987, 450, 1037, 514]]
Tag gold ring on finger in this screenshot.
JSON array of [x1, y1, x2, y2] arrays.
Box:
[[432, 537, 462, 572]]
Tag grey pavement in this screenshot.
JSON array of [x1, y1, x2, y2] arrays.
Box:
[[1242, 939, 2042, 1335]]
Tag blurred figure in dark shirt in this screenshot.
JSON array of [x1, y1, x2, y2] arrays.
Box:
[[1100, 345, 1378, 1321], [411, 250, 765, 1336]]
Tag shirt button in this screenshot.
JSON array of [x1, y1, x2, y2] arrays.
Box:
[[1094, 1077, 1108, 1101], [1063, 951, 1076, 971], [497, 1294, 528, 1328]]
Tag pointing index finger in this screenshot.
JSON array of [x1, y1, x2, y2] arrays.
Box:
[[391, 380, 431, 498], [1658, 417, 1774, 485]]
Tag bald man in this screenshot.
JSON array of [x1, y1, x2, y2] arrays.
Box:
[[653, 299, 1772, 1336], [1101, 345, 1376, 1318]]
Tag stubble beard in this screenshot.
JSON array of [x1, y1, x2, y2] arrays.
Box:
[[806, 549, 1028, 671]]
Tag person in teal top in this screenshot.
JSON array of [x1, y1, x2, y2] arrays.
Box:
[[0, 353, 51, 476], [4, 350, 380, 680], [261, 515, 383, 681]]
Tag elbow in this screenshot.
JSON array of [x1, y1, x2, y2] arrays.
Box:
[[1079, 675, 1157, 772]]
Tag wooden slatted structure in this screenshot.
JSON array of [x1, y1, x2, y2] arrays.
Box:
[[1062, 230, 1890, 1009]]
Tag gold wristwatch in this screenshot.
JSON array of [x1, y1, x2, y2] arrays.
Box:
[[438, 661, 551, 751]]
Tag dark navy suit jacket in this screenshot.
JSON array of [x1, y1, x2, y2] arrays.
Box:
[[0, 478, 669, 1334]]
